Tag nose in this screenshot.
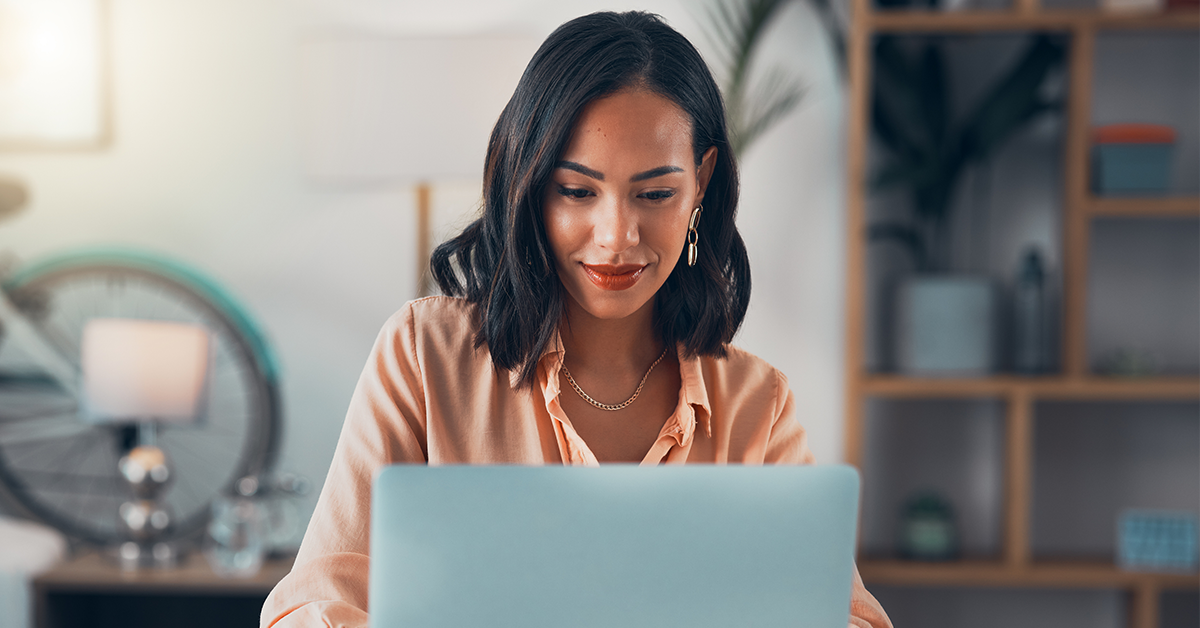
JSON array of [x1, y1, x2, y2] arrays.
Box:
[[592, 196, 639, 254]]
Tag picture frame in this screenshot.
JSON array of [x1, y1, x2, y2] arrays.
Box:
[[0, 0, 110, 149]]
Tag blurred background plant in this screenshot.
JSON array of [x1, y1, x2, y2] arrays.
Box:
[[699, 0, 847, 158], [869, 34, 1067, 272]]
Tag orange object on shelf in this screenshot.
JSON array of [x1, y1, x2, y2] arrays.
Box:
[[1093, 124, 1176, 144]]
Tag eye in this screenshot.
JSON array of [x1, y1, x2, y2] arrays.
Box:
[[640, 190, 675, 202], [557, 186, 592, 199]]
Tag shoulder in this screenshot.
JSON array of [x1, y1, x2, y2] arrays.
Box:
[[376, 296, 489, 377], [691, 344, 790, 425], [687, 344, 799, 459], [381, 296, 481, 344], [698, 343, 788, 394]]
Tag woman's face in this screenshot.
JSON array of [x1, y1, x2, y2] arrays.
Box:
[[543, 88, 717, 322]]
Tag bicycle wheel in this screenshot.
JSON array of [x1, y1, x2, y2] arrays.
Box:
[[0, 248, 280, 545]]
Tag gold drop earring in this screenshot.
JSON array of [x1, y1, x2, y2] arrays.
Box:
[[687, 205, 702, 267]]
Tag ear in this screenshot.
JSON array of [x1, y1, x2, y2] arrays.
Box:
[[694, 146, 718, 205]]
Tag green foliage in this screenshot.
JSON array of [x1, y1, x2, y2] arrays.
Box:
[[870, 35, 1065, 272], [702, 0, 806, 157]]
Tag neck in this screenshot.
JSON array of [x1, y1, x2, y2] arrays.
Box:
[[559, 296, 664, 375]]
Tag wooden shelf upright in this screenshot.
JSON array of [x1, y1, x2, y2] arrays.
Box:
[[843, 1, 1200, 626]]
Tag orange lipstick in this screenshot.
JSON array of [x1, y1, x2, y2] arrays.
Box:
[[582, 264, 645, 291]]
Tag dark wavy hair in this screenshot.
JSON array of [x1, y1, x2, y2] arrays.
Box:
[[430, 11, 751, 387]]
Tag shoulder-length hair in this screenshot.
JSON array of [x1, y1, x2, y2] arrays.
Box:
[[431, 10, 750, 387]]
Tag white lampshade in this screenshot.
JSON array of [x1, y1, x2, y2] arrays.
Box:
[[300, 35, 539, 183], [81, 318, 210, 424]]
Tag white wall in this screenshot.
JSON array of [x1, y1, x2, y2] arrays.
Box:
[[0, 0, 848, 540]]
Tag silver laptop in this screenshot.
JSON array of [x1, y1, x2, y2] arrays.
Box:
[[370, 465, 860, 628]]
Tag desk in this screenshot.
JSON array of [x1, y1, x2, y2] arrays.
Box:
[[32, 551, 294, 628]]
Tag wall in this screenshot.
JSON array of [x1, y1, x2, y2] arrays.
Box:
[[0, 0, 848, 541]]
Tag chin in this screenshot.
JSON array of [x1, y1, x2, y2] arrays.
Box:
[[577, 297, 650, 320], [564, 285, 657, 322]]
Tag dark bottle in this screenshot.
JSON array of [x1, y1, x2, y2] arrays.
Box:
[[1013, 247, 1049, 374]]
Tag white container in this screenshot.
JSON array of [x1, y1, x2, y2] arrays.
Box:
[[896, 276, 997, 376]]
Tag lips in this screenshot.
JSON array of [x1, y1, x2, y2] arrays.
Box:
[[581, 264, 646, 291]]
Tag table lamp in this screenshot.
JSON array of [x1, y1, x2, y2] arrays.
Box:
[[301, 35, 539, 296], [80, 318, 210, 567]]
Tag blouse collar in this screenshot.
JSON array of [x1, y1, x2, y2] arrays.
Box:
[[517, 332, 713, 443]]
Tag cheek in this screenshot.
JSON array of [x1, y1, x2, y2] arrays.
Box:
[[668, 201, 696, 241], [646, 209, 692, 259], [542, 201, 578, 262]]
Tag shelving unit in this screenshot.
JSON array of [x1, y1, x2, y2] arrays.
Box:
[[843, 1, 1200, 626]]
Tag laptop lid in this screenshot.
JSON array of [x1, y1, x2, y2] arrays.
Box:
[[370, 465, 860, 628]]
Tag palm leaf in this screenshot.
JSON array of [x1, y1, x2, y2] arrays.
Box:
[[960, 35, 1066, 162], [701, 0, 806, 157], [872, 36, 937, 160], [805, 0, 847, 78], [734, 69, 806, 155], [917, 43, 948, 149]]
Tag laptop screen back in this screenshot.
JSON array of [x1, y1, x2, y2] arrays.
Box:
[[370, 465, 859, 628]]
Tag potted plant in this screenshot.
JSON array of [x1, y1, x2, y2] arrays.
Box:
[[869, 34, 1064, 375]]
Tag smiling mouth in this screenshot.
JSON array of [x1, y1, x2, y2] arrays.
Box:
[[581, 264, 646, 291]]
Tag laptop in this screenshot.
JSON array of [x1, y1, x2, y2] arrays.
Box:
[[370, 465, 860, 628]]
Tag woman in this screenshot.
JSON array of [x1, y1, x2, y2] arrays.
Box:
[[262, 11, 890, 628]]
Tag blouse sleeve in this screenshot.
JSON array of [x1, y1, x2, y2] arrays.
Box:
[[763, 372, 894, 628], [261, 304, 429, 628]]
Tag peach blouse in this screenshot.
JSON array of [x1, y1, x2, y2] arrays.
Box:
[[261, 296, 891, 628]]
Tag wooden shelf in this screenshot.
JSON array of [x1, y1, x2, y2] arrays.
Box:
[[860, 375, 1200, 400], [1088, 196, 1200, 218], [33, 550, 294, 596], [859, 559, 1200, 590], [870, 8, 1200, 32]]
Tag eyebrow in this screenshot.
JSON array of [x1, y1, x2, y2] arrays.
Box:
[[556, 161, 684, 183], [631, 165, 685, 182], [557, 161, 604, 180]]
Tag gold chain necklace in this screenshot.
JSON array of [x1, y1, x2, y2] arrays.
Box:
[[561, 346, 669, 412]]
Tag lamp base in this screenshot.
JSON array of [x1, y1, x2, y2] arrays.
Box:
[[110, 540, 185, 570]]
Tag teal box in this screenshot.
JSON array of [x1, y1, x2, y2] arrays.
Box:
[[1093, 143, 1174, 195], [1118, 510, 1198, 573]]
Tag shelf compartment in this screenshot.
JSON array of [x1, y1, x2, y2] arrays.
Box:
[[869, 9, 1200, 33], [861, 399, 1007, 561], [1088, 218, 1200, 375], [1089, 33, 1200, 198], [1032, 401, 1199, 564], [1161, 591, 1200, 628], [860, 375, 1200, 399], [859, 559, 1200, 588]]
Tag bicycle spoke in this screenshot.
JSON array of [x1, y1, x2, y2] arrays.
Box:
[[8, 469, 125, 494], [3, 436, 72, 469], [0, 412, 91, 444], [41, 435, 98, 494], [167, 471, 208, 515], [0, 403, 79, 423]]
